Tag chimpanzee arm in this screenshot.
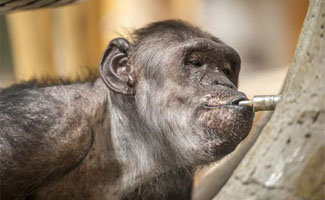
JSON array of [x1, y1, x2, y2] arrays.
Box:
[[0, 82, 103, 200]]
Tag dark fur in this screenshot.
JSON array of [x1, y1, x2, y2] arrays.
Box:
[[0, 20, 254, 200]]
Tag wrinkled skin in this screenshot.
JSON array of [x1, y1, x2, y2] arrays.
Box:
[[0, 20, 254, 200]]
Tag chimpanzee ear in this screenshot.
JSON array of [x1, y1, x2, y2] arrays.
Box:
[[99, 38, 135, 95]]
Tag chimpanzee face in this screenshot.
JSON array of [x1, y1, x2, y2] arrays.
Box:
[[100, 21, 254, 165]]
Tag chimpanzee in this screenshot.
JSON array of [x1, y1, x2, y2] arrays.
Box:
[[0, 20, 254, 200]]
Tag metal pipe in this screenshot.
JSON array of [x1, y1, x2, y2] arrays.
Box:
[[239, 95, 281, 112]]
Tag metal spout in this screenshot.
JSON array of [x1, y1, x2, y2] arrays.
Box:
[[239, 95, 281, 112]]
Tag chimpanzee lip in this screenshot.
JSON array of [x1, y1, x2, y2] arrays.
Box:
[[203, 104, 241, 109], [203, 97, 248, 108]]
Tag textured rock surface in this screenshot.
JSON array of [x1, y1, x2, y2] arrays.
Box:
[[214, 0, 325, 199]]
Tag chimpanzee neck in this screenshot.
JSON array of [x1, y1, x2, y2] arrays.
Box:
[[107, 94, 159, 192], [107, 91, 193, 197]]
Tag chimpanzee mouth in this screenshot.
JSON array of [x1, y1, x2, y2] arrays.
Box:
[[196, 96, 254, 159], [203, 97, 248, 109]]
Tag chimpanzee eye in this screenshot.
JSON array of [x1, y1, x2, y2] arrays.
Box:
[[223, 68, 230, 75], [223, 62, 232, 75], [185, 52, 203, 67], [189, 59, 202, 67]]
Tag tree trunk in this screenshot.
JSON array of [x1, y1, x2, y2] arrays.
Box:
[[213, 0, 324, 199]]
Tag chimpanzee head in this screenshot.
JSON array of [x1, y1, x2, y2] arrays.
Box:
[[99, 20, 254, 167]]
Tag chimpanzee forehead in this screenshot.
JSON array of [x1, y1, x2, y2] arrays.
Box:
[[133, 36, 239, 70], [177, 38, 226, 52], [133, 36, 224, 58]]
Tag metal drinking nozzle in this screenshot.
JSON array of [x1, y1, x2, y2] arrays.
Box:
[[239, 95, 281, 112]]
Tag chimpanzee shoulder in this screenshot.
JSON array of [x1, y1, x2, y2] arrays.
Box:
[[0, 81, 62, 143], [0, 76, 97, 142]]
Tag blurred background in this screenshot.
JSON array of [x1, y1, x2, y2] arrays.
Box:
[[0, 0, 308, 100]]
